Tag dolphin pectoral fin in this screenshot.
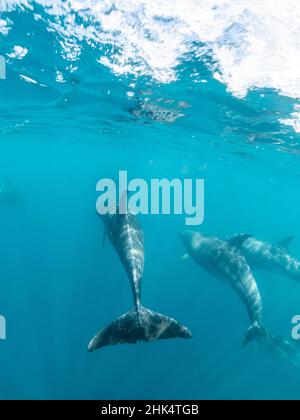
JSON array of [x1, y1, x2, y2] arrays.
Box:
[[102, 232, 107, 249], [243, 323, 268, 347], [277, 236, 295, 250], [88, 307, 192, 352], [227, 234, 252, 249]]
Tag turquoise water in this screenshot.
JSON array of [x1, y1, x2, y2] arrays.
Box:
[[1, 1, 300, 400]]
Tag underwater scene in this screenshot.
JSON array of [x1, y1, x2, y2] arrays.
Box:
[[0, 0, 300, 400]]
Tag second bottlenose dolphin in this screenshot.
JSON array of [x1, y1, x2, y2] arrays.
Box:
[[180, 231, 267, 346], [88, 209, 192, 351], [229, 235, 300, 281]]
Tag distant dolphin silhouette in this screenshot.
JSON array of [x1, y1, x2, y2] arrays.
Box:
[[258, 333, 300, 368], [230, 235, 300, 281], [0, 181, 23, 207], [180, 231, 267, 346], [88, 209, 192, 351]]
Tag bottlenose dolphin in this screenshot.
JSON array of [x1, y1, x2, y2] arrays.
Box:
[[230, 235, 300, 281], [180, 231, 267, 346], [88, 209, 192, 351]]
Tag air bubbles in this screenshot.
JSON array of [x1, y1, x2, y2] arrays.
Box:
[[8, 46, 28, 60]]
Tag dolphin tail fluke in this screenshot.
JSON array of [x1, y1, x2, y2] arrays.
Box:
[[243, 323, 268, 347], [88, 306, 192, 352]]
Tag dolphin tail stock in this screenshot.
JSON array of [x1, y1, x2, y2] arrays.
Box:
[[88, 306, 192, 352], [243, 322, 268, 347]]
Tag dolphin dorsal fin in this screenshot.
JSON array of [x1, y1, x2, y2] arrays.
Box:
[[227, 234, 252, 248], [277, 236, 295, 250]]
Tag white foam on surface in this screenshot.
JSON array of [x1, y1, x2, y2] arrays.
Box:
[[280, 105, 300, 134], [1, 0, 300, 129]]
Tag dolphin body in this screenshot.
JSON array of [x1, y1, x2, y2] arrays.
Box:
[[231, 235, 300, 282], [88, 209, 192, 351], [180, 231, 267, 345]]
